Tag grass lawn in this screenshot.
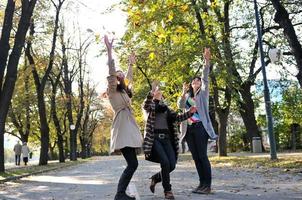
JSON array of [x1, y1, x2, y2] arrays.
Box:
[[178, 152, 302, 169]]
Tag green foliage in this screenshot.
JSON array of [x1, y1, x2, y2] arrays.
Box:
[[119, 0, 224, 120], [272, 83, 302, 149], [228, 131, 249, 152]]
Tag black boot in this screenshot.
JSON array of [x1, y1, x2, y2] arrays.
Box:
[[149, 173, 161, 193]]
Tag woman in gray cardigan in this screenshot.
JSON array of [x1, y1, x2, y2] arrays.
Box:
[[178, 48, 218, 194], [104, 35, 142, 200]]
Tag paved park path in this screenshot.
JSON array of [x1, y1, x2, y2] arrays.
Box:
[[0, 154, 302, 200]]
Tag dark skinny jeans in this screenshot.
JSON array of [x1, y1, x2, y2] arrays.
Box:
[[151, 137, 176, 192], [185, 122, 212, 187], [15, 155, 21, 165], [116, 147, 138, 194]]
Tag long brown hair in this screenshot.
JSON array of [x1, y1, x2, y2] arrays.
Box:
[[116, 72, 133, 98]]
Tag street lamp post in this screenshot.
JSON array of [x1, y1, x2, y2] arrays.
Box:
[[253, 0, 277, 160], [70, 124, 76, 160]]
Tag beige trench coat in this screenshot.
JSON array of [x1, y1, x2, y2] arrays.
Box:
[[107, 60, 143, 153]]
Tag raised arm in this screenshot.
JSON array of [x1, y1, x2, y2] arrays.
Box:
[[142, 92, 153, 112], [142, 81, 158, 112], [104, 35, 117, 93], [201, 48, 211, 100], [104, 35, 115, 75], [177, 82, 189, 109], [125, 52, 135, 82]]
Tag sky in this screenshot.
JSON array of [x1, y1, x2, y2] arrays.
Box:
[[4, 0, 127, 150], [65, 0, 127, 93]]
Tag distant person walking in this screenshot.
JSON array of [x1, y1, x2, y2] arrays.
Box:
[[13, 141, 22, 166], [21, 142, 30, 166], [104, 35, 143, 200]]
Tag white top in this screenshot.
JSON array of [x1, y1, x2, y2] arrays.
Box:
[[21, 145, 30, 158]]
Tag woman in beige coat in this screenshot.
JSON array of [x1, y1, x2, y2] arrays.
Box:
[[104, 35, 142, 200]]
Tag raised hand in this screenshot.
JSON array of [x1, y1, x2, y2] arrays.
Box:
[[182, 82, 189, 95], [151, 80, 159, 93], [203, 48, 211, 65], [104, 35, 114, 54]]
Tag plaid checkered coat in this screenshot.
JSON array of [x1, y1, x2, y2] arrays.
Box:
[[142, 92, 193, 163]]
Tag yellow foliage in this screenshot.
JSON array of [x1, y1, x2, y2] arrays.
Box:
[[175, 26, 186, 34], [95, 33, 100, 44], [128, 9, 141, 23], [171, 35, 180, 44], [156, 30, 167, 43], [167, 12, 174, 22], [180, 4, 189, 12], [149, 52, 155, 60]]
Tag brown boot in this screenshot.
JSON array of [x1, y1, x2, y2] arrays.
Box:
[[194, 186, 211, 194], [192, 185, 205, 193], [164, 191, 175, 199]]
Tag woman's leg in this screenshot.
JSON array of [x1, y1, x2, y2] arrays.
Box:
[[194, 126, 211, 187], [186, 125, 211, 188], [162, 139, 176, 173], [116, 147, 138, 195], [152, 139, 172, 192]]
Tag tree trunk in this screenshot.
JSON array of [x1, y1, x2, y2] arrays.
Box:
[[57, 133, 65, 162], [0, 0, 15, 86], [270, 0, 302, 87], [291, 123, 300, 151], [37, 92, 50, 165], [50, 72, 65, 163], [0, 0, 37, 172], [0, 121, 5, 172], [24, 62, 31, 142], [218, 110, 228, 156], [26, 0, 64, 165], [238, 83, 263, 151], [80, 136, 86, 159], [62, 36, 75, 161]]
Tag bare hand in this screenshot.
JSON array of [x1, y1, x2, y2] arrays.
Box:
[[151, 80, 159, 93], [203, 48, 211, 63], [189, 106, 197, 114], [128, 52, 136, 65], [182, 82, 189, 94], [104, 35, 114, 52]]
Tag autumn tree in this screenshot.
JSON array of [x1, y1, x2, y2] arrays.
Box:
[[0, 0, 37, 172]]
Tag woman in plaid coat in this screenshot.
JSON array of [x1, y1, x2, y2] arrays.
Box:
[[142, 82, 197, 199]]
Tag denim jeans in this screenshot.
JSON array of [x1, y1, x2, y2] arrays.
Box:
[[116, 147, 138, 194], [151, 137, 176, 192], [185, 122, 212, 187], [15, 155, 21, 165]]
